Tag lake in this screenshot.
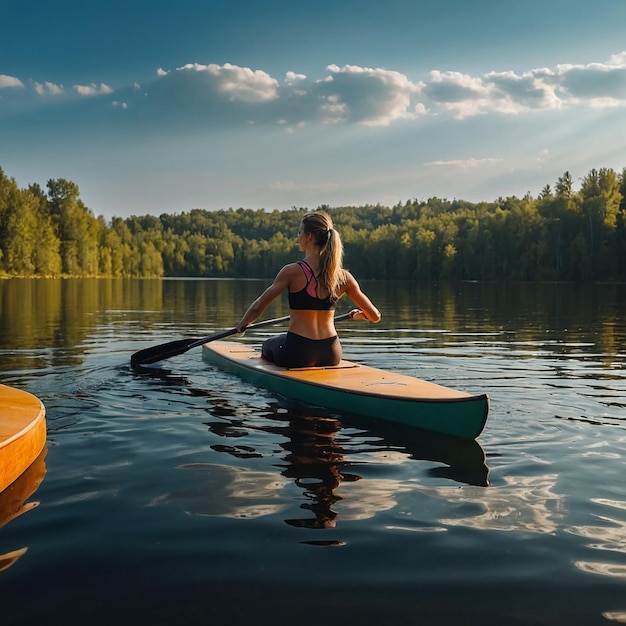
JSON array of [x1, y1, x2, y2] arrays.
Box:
[[1, 278, 625, 625]]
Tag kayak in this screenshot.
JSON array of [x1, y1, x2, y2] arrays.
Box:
[[202, 341, 489, 439], [0, 385, 47, 493], [0, 444, 46, 572]]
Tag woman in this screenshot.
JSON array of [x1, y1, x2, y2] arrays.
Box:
[[235, 211, 381, 368]]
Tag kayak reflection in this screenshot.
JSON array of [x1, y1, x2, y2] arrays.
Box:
[[135, 365, 489, 532], [206, 403, 489, 531], [0, 447, 47, 572]]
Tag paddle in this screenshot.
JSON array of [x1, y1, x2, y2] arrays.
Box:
[[130, 312, 352, 368]]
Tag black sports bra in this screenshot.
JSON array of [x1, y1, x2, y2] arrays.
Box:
[[288, 261, 337, 310]]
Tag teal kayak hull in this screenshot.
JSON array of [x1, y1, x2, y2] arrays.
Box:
[[202, 341, 489, 440]]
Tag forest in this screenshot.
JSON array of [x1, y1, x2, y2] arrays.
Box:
[[1, 165, 625, 281]]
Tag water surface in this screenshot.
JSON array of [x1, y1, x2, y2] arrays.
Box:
[[1, 278, 625, 625]]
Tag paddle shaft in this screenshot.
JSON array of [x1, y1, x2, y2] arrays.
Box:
[[130, 312, 352, 368]]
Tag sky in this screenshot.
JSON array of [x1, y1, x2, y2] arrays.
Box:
[[2, 0, 626, 220]]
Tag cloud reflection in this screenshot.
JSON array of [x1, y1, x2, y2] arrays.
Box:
[[426, 474, 563, 533], [152, 463, 289, 519], [568, 498, 626, 581]]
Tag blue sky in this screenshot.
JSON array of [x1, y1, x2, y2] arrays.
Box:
[[2, 0, 626, 220]]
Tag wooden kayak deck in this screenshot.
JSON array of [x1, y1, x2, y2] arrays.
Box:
[[0, 385, 47, 493], [202, 341, 489, 439]]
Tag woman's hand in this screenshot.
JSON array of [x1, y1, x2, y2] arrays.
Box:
[[349, 308, 365, 320]]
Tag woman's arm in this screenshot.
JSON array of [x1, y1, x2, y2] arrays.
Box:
[[343, 272, 381, 323], [235, 265, 293, 332]]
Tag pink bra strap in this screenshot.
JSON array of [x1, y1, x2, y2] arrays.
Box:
[[299, 261, 318, 298]]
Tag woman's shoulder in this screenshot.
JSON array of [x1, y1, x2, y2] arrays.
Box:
[[342, 268, 356, 283], [337, 269, 356, 293], [274, 262, 305, 281], [279, 261, 305, 274]]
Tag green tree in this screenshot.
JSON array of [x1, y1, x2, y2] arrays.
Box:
[[0, 180, 37, 274], [28, 184, 62, 275], [555, 171, 574, 199], [47, 178, 100, 275], [579, 168, 622, 278]]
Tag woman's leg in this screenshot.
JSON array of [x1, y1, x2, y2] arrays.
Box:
[[265, 332, 342, 368], [261, 334, 287, 363]]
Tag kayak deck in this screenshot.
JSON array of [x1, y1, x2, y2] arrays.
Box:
[[0, 385, 47, 493], [202, 341, 489, 439]]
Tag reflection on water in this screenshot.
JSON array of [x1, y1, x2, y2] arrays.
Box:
[[135, 360, 490, 534], [0, 448, 47, 572], [265, 414, 349, 530], [148, 385, 573, 543], [151, 463, 289, 519], [2, 278, 625, 372], [146, 367, 491, 534], [426, 474, 562, 533], [569, 497, 626, 581], [1, 279, 626, 625], [0, 547, 28, 573]]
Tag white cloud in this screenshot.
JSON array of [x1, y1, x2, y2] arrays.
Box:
[[319, 64, 423, 126], [554, 56, 626, 106], [0, 74, 24, 89], [141, 52, 623, 126], [10, 50, 626, 129], [142, 62, 422, 127], [74, 83, 114, 96], [422, 68, 561, 117], [268, 180, 339, 193], [285, 71, 307, 84], [285, 71, 308, 96], [425, 158, 504, 169], [484, 70, 561, 112], [177, 62, 279, 103], [423, 70, 493, 118], [34, 81, 64, 96], [419, 52, 626, 117], [102, 51, 626, 127]]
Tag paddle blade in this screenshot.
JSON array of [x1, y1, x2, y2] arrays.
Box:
[[130, 337, 201, 368], [131, 327, 239, 368]]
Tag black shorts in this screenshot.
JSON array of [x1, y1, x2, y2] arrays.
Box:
[[261, 332, 342, 368]]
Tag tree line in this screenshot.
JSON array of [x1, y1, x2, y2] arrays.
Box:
[[1, 165, 625, 281]]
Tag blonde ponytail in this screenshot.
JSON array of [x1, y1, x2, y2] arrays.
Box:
[[301, 211, 345, 299]]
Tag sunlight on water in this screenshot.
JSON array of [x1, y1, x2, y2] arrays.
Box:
[[1, 279, 626, 625]]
